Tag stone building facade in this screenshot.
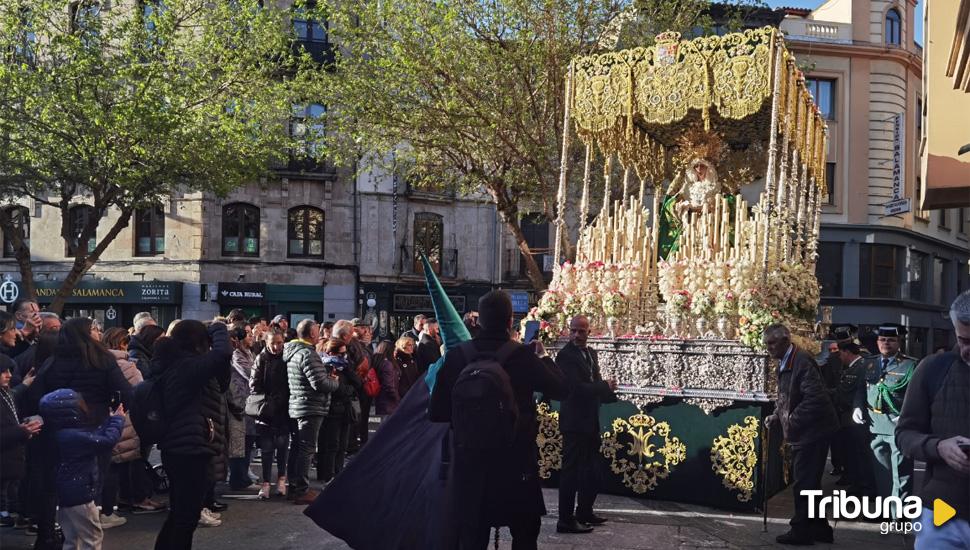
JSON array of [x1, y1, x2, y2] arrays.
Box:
[[781, 0, 970, 356]]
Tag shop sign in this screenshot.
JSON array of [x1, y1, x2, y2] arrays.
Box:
[[24, 280, 183, 304], [217, 282, 267, 305], [510, 291, 530, 314], [0, 275, 19, 304], [393, 293, 465, 313]]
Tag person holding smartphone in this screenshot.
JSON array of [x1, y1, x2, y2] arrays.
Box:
[[896, 290, 970, 549]]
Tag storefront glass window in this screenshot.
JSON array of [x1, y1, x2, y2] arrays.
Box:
[[908, 250, 927, 301], [860, 244, 902, 298], [816, 242, 843, 296], [222, 203, 260, 257]]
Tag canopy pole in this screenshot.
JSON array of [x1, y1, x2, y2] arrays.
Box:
[[761, 38, 786, 280], [553, 62, 574, 267], [577, 143, 593, 261]]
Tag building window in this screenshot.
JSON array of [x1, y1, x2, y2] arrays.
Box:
[[134, 206, 165, 256], [287, 206, 325, 258], [824, 162, 836, 205], [66, 205, 97, 256], [908, 250, 927, 301], [816, 242, 843, 296], [960, 208, 969, 236], [293, 3, 327, 43], [222, 203, 259, 257], [805, 78, 836, 120], [860, 244, 902, 298], [885, 8, 901, 46], [933, 257, 949, 305], [2, 206, 30, 258], [413, 212, 443, 275], [290, 104, 325, 158], [520, 213, 551, 275], [939, 209, 950, 230], [71, 1, 102, 39]]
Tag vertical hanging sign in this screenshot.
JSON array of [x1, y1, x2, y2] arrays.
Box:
[[884, 113, 911, 215], [892, 113, 902, 200], [392, 166, 399, 243]]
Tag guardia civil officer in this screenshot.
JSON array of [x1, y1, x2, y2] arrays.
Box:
[[853, 324, 918, 516]]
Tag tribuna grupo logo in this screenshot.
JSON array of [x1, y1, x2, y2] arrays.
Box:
[[803, 490, 957, 535]]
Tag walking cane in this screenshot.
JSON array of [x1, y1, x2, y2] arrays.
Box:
[[761, 419, 770, 533]]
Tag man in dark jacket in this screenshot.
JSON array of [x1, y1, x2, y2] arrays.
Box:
[[763, 324, 839, 546], [430, 290, 566, 550], [555, 315, 616, 534], [896, 290, 970, 547], [402, 314, 425, 343], [284, 319, 338, 504], [416, 318, 442, 373]]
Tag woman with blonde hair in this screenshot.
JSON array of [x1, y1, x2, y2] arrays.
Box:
[[393, 336, 420, 398]]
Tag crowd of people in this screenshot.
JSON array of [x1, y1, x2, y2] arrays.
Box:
[[0, 298, 469, 550], [0, 285, 967, 550]]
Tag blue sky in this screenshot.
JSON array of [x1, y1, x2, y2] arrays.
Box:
[[765, 0, 924, 44]]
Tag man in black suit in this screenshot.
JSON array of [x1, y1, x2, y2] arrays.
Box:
[[555, 315, 617, 534]]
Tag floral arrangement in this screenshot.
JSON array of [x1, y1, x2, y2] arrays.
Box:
[[690, 291, 715, 320], [527, 260, 648, 340], [713, 290, 737, 316], [665, 290, 692, 317], [602, 291, 628, 317], [659, 257, 820, 351]]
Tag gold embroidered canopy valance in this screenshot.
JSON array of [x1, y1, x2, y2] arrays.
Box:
[[566, 27, 827, 190]]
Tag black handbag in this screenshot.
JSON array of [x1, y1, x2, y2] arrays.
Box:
[[245, 359, 275, 420], [244, 393, 270, 419]]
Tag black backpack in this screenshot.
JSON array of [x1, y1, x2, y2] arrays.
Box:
[[451, 341, 519, 451], [131, 372, 168, 447]]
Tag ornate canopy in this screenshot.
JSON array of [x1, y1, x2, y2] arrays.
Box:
[[565, 27, 827, 192]]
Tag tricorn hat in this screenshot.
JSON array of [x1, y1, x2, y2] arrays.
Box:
[[877, 324, 907, 338], [831, 324, 858, 341]]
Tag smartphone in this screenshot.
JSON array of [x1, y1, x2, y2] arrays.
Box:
[[110, 391, 122, 410], [958, 442, 970, 453], [23, 415, 43, 426], [523, 320, 540, 344]]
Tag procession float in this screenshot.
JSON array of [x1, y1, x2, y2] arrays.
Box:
[[529, 27, 830, 511]]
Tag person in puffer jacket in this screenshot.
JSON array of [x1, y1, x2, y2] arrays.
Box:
[[101, 328, 164, 515], [39, 388, 124, 550], [151, 321, 231, 550], [284, 319, 338, 504]]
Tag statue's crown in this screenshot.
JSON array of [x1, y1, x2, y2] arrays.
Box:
[[655, 31, 681, 44]]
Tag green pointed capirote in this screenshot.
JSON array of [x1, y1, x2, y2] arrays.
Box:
[[420, 253, 471, 392]]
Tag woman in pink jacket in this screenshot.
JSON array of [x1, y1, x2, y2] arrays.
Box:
[[101, 328, 164, 521]]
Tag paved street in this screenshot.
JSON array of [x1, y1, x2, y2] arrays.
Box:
[[1, 468, 909, 550]]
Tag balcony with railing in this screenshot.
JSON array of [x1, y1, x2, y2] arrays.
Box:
[[400, 246, 458, 279], [780, 18, 852, 44]]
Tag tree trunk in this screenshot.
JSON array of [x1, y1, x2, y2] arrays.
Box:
[[48, 206, 133, 315], [0, 209, 36, 302], [486, 183, 547, 291]]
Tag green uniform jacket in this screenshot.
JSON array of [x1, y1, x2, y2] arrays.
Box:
[[857, 353, 918, 435], [834, 356, 866, 426]]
